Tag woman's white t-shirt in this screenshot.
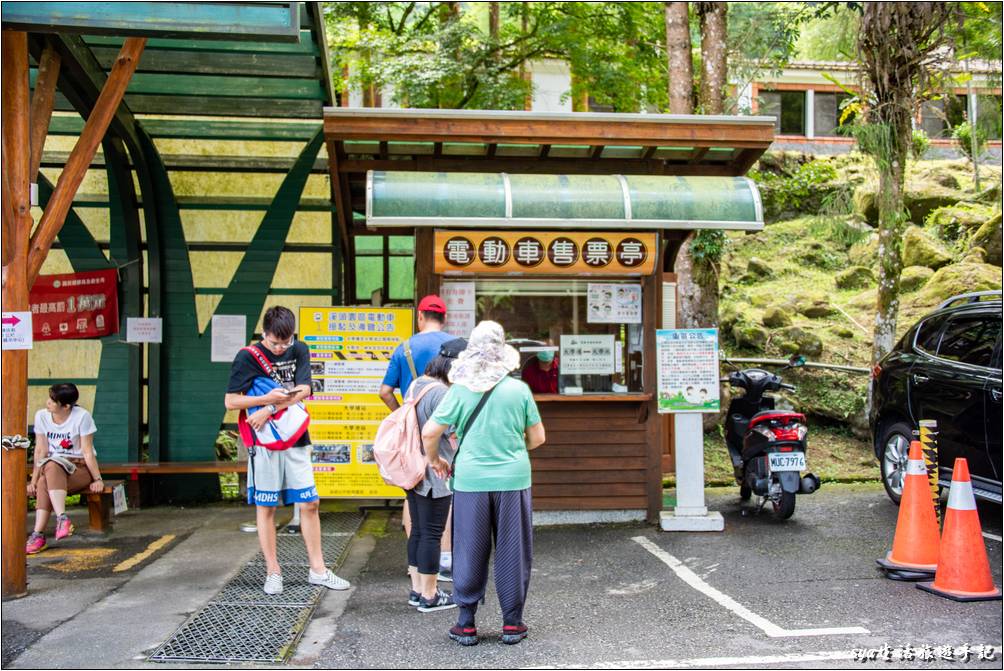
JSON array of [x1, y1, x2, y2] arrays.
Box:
[[34, 406, 97, 459]]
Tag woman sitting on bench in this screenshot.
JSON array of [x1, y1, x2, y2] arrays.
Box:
[[26, 383, 104, 554]]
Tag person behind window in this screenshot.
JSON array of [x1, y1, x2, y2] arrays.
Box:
[[405, 337, 467, 613], [521, 350, 559, 394], [26, 383, 104, 554], [422, 321, 546, 647]]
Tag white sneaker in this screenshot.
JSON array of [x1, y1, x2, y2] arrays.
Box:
[[308, 568, 350, 590], [264, 573, 283, 595]]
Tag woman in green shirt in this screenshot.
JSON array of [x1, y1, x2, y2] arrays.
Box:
[[422, 320, 545, 647]]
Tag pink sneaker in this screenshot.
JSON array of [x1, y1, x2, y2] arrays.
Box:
[[26, 532, 47, 554], [55, 514, 74, 540]]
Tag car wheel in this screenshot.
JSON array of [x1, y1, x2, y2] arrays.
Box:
[[879, 421, 912, 505]]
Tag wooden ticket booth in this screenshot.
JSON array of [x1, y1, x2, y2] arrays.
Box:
[[324, 109, 772, 522]]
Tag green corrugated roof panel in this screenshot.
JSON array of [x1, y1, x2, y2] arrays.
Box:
[[367, 171, 763, 230]]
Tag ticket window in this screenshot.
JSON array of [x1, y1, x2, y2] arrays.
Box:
[[473, 278, 645, 394]]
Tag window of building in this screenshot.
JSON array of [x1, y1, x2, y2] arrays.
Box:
[[354, 235, 415, 303], [472, 278, 645, 394], [760, 91, 806, 135], [814, 92, 856, 137], [920, 95, 970, 138], [977, 95, 1003, 141]]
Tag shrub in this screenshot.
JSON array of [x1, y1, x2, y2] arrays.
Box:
[[952, 121, 988, 162], [910, 129, 931, 160]]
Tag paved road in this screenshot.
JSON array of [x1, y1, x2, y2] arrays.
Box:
[[316, 483, 1002, 669]]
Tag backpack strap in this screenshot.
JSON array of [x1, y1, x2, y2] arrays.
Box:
[[451, 382, 499, 477], [243, 345, 282, 386], [402, 338, 419, 382]]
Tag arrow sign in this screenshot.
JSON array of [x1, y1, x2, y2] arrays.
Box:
[[1, 311, 32, 350]]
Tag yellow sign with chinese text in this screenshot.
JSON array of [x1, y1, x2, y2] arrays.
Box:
[[434, 231, 657, 275], [299, 306, 413, 498]]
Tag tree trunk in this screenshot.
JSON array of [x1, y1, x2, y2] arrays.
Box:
[[675, 233, 721, 431], [871, 146, 908, 365], [489, 2, 500, 39], [664, 2, 693, 114], [697, 2, 727, 115]]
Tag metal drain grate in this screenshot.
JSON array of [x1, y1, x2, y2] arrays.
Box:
[[150, 510, 364, 664], [247, 534, 351, 567], [149, 604, 313, 664]]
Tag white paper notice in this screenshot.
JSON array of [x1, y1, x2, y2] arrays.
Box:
[[1, 312, 33, 350], [442, 282, 476, 338], [126, 317, 163, 343], [211, 314, 247, 362], [560, 334, 616, 375], [588, 283, 642, 324]]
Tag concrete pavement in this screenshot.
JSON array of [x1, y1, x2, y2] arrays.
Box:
[[2, 483, 1001, 669]]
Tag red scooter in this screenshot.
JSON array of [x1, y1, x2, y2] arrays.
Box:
[[722, 354, 821, 519]]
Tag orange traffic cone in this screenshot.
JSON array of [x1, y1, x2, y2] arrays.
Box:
[[876, 441, 940, 581], [918, 458, 1002, 602]]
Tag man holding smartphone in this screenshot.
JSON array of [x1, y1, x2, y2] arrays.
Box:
[[224, 306, 350, 595]]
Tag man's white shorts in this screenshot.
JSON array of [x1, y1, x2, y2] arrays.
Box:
[[247, 445, 319, 507]]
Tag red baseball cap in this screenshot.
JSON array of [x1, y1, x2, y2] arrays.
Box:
[[417, 294, 447, 314]]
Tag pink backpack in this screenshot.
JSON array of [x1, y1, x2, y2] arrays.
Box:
[[372, 380, 445, 490]]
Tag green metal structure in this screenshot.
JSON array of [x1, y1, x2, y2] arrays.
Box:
[[11, 2, 345, 499]]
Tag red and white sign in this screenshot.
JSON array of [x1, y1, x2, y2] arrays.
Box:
[[29, 269, 119, 341]]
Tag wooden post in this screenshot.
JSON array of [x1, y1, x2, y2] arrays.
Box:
[[28, 42, 61, 182], [1, 30, 33, 599], [27, 37, 145, 286]]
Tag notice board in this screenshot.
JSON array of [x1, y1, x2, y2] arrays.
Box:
[[299, 306, 413, 498]]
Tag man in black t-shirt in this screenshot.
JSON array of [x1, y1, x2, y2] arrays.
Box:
[[224, 306, 350, 595]]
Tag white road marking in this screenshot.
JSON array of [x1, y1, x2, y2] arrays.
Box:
[[632, 536, 869, 638], [983, 532, 1003, 542], [528, 649, 857, 669]]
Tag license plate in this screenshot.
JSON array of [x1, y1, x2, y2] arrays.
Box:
[[768, 452, 805, 472]]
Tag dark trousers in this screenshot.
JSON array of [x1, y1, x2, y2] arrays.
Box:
[[406, 489, 452, 575], [452, 488, 533, 627]]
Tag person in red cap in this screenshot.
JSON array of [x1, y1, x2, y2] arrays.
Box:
[[379, 295, 453, 412]]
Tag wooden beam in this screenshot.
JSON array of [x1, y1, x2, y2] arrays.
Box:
[[28, 42, 61, 181], [688, 146, 710, 163], [1, 29, 33, 600], [27, 37, 145, 286], [326, 139, 351, 255], [338, 157, 738, 177]]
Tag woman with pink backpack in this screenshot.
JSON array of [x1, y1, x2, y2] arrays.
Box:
[[404, 337, 468, 612]]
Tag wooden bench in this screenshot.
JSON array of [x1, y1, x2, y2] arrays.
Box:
[[99, 461, 248, 507], [86, 480, 123, 533]]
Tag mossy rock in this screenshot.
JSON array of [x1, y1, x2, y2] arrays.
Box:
[[848, 233, 879, 267], [762, 305, 793, 328], [835, 265, 875, 289], [970, 213, 1002, 266], [848, 289, 877, 309], [962, 247, 987, 264], [902, 226, 953, 270], [749, 293, 773, 308], [976, 182, 1002, 205], [925, 202, 995, 243], [854, 181, 964, 226], [732, 323, 769, 351], [796, 246, 842, 270], [719, 303, 743, 334], [797, 298, 837, 319], [747, 257, 773, 277], [830, 326, 856, 339], [915, 262, 1004, 306], [776, 326, 824, 357], [900, 265, 935, 293]]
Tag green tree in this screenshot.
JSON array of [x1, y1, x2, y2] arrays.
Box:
[[854, 3, 959, 367]]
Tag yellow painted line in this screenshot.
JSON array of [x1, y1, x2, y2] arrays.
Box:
[[113, 534, 176, 573], [29, 548, 117, 573]]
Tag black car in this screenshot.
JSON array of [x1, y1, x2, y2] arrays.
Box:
[[870, 290, 1002, 505]]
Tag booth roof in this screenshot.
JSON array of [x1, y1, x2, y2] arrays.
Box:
[[323, 107, 775, 238]]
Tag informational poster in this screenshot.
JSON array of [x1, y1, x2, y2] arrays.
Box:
[[657, 329, 720, 413], [126, 318, 163, 343], [29, 269, 118, 341], [435, 231, 657, 276], [1, 312, 33, 350], [588, 283, 642, 324], [299, 306, 413, 499], [441, 281, 476, 338], [127, 317, 162, 343], [211, 314, 247, 362], [560, 334, 615, 375]]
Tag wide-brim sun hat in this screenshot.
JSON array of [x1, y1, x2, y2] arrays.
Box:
[[447, 321, 520, 392]]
